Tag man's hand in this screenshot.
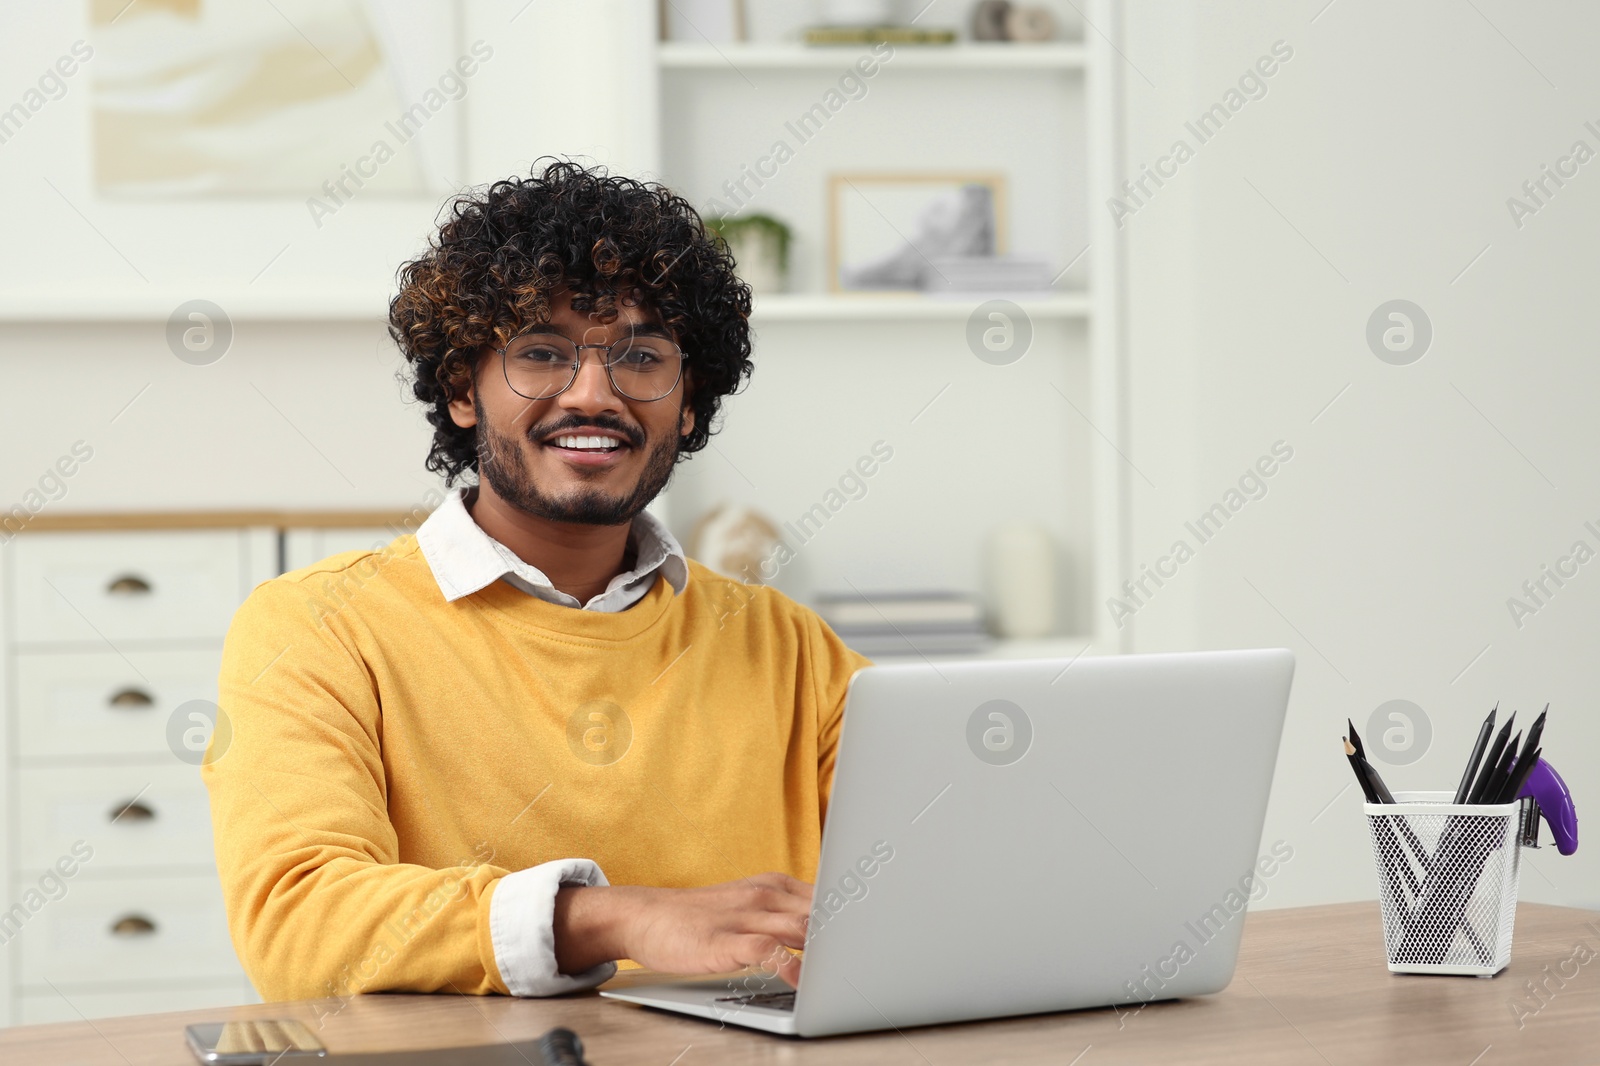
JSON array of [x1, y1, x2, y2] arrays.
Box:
[[553, 873, 812, 987]]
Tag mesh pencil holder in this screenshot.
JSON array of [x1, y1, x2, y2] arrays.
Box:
[[1364, 790, 1526, 976]]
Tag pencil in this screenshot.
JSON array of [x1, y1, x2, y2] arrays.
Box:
[[1418, 729, 1526, 954], [1362, 751, 1437, 866], [1417, 708, 1544, 964], [1520, 707, 1547, 771], [1360, 755, 1397, 805], [1347, 719, 1367, 759], [1479, 730, 1521, 807], [1496, 707, 1547, 806], [1344, 738, 1421, 906], [1343, 739, 1438, 874], [1346, 720, 1405, 807], [1467, 711, 1515, 803], [1344, 738, 1380, 803], [1346, 722, 1391, 800], [1452, 706, 1496, 804], [1496, 746, 1542, 806]]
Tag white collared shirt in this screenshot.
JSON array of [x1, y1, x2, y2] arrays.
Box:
[[411, 484, 690, 995], [416, 485, 689, 610]]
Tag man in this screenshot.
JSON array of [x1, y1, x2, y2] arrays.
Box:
[[203, 160, 869, 1003]]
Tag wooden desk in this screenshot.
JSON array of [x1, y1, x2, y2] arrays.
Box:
[[2, 902, 1596, 1065]]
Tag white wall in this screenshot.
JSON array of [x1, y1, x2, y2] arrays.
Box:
[[1120, 0, 1600, 909], [0, 320, 444, 513]]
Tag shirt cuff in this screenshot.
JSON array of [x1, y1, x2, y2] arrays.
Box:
[[490, 858, 618, 996]]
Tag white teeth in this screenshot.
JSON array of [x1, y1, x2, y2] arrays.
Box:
[[553, 434, 620, 451]]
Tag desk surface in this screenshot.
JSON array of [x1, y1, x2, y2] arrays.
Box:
[[3, 902, 1596, 1065]]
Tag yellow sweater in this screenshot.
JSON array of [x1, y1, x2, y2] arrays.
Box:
[[202, 535, 869, 1001]]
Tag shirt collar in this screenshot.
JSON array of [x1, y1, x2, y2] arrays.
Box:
[[415, 485, 689, 606]]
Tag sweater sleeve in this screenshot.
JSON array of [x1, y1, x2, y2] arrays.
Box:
[[806, 609, 873, 826], [202, 577, 606, 1000]]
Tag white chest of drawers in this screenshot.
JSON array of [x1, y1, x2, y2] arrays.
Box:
[[0, 516, 408, 1027]]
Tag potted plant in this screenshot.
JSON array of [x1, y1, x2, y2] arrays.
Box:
[[706, 213, 792, 295]]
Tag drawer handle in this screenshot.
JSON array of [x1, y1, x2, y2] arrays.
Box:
[[109, 688, 155, 708], [110, 800, 155, 822], [110, 915, 157, 937], [106, 574, 153, 596]]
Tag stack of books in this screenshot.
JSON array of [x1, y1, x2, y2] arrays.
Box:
[[803, 26, 958, 46], [814, 590, 988, 658], [922, 255, 1056, 293]]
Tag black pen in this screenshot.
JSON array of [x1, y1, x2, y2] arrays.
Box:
[[1452, 706, 1496, 804]]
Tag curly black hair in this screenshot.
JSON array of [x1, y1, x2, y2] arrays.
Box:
[[389, 158, 754, 486]]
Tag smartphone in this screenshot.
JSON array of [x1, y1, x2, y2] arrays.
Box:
[[184, 1020, 326, 1064]]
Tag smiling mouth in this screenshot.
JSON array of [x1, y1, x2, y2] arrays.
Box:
[[545, 433, 628, 454]]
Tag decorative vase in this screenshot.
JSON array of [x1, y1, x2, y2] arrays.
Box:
[[689, 503, 785, 585], [985, 521, 1057, 638], [817, 0, 896, 26]]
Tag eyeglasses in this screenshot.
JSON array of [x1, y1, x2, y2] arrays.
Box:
[[496, 331, 687, 403]]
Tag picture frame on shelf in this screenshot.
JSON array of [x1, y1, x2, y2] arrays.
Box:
[[827, 171, 1008, 292], [657, 0, 747, 42]]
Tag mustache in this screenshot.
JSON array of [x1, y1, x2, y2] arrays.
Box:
[[529, 414, 645, 449]]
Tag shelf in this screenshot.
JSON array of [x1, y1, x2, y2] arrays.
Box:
[[862, 636, 1096, 662], [750, 292, 1089, 322], [975, 636, 1095, 661], [18, 510, 423, 532], [658, 41, 1088, 71], [0, 286, 393, 322], [0, 291, 1091, 325]]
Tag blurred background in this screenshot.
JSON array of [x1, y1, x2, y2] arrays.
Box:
[[1, 0, 1596, 1025]]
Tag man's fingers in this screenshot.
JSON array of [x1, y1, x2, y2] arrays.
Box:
[[733, 934, 800, 978], [774, 950, 803, 990], [740, 878, 813, 917], [771, 872, 814, 900], [746, 872, 814, 901], [735, 910, 808, 951]]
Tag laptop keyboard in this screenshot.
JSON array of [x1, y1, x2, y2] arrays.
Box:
[[713, 991, 796, 1011]]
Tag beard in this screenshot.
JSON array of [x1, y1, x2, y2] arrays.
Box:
[[473, 393, 680, 525]]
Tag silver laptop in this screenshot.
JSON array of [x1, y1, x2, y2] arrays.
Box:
[[601, 648, 1295, 1037]]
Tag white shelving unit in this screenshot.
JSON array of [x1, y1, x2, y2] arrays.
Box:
[[658, 41, 1089, 70], [750, 292, 1091, 322], [953, 636, 1092, 662], [648, 2, 1128, 655]]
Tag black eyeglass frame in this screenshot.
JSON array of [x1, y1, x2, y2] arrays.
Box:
[[495, 333, 689, 403]]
